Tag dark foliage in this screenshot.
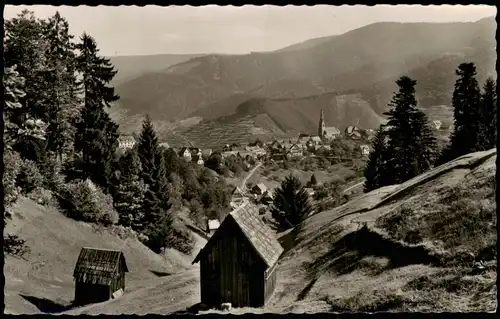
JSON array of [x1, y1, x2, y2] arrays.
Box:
[[364, 127, 390, 192], [438, 63, 482, 164], [270, 174, 314, 230], [74, 33, 119, 192]]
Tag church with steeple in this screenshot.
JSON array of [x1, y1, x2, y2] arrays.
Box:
[[317, 109, 341, 141]]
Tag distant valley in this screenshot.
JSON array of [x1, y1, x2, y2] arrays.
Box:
[[108, 17, 496, 145]]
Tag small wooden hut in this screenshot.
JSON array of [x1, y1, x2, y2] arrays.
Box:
[[193, 202, 284, 308], [73, 247, 129, 306]]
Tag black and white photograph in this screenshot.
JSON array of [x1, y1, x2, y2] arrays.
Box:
[[2, 4, 497, 314]]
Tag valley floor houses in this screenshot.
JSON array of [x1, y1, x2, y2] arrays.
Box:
[[157, 110, 374, 161], [192, 202, 284, 308]]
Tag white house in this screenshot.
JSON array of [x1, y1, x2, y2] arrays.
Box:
[[222, 151, 238, 159], [118, 136, 136, 149], [206, 219, 220, 236], [245, 146, 266, 157], [345, 126, 362, 139], [178, 147, 192, 161], [360, 144, 370, 156], [159, 142, 170, 149], [287, 144, 304, 158], [309, 136, 323, 145], [251, 183, 268, 196], [202, 148, 213, 157], [192, 155, 204, 165], [296, 135, 311, 145], [433, 120, 442, 130], [323, 126, 341, 140]]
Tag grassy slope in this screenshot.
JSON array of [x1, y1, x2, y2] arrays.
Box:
[[63, 149, 496, 314], [4, 197, 197, 314], [269, 149, 496, 313]]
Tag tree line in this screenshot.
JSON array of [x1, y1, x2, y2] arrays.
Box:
[[3, 10, 232, 255], [364, 63, 496, 192]]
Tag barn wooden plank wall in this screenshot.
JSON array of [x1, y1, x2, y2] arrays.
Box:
[[194, 201, 284, 308]]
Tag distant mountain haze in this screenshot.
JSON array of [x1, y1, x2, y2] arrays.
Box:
[[108, 54, 202, 86], [108, 17, 495, 141]]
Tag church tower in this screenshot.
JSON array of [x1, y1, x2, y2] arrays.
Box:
[[318, 109, 326, 138]]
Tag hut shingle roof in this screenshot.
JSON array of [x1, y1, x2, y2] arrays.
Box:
[[193, 202, 283, 268], [230, 202, 283, 268], [73, 247, 128, 285]]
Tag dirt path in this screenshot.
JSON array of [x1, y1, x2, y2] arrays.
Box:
[[342, 179, 365, 193], [240, 162, 262, 191]]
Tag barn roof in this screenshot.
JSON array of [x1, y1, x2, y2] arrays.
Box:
[[73, 247, 128, 286], [254, 183, 268, 192], [193, 202, 283, 268]]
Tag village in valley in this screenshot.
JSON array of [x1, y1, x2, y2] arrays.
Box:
[[3, 4, 497, 315]]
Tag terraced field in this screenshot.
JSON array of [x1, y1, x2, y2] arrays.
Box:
[[167, 116, 287, 149]]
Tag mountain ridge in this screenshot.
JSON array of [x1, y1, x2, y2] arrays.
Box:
[[109, 17, 495, 138]]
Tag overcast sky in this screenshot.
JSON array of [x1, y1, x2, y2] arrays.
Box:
[[4, 5, 496, 56]]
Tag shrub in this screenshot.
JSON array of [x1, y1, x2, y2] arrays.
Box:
[[222, 166, 231, 177], [110, 225, 138, 241], [27, 187, 56, 207], [317, 200, 339, 212], [147, 215, 195, 255], [376, 205, 419, 242], [189, 198, 205, 228], [231, 163, 244, 177], [16, 159, 44, 195], [3, 234, 30, 258], [60, 179, 119, 225], [38, 154, 65, 192], [165, 224, 195, 255], [3, 150, 23, 208], [313, 187, 329, 201]]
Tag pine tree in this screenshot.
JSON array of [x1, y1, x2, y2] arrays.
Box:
[[411, 111, 438, 173], [113, 149, 145, 229], [383, 76, 437, 185], [41, 12, 80, 160], [4, 10, 51, 160], [439, 63, 482, 164], [270, 174, 314, 230], [137, 115, 160, 186], [136, 115, 171, 231], [477, 77, 497, 151], [74, 33, 119, 192], [363, 127, 389, 192], [4, 11, 49, 122], [309, 174, 318, 186]]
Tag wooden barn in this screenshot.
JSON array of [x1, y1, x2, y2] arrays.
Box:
[[192, 202, 284, 308], [73, 247, 129, 306]]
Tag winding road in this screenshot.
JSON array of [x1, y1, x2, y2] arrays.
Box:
[[240, 162, 262, 191]]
